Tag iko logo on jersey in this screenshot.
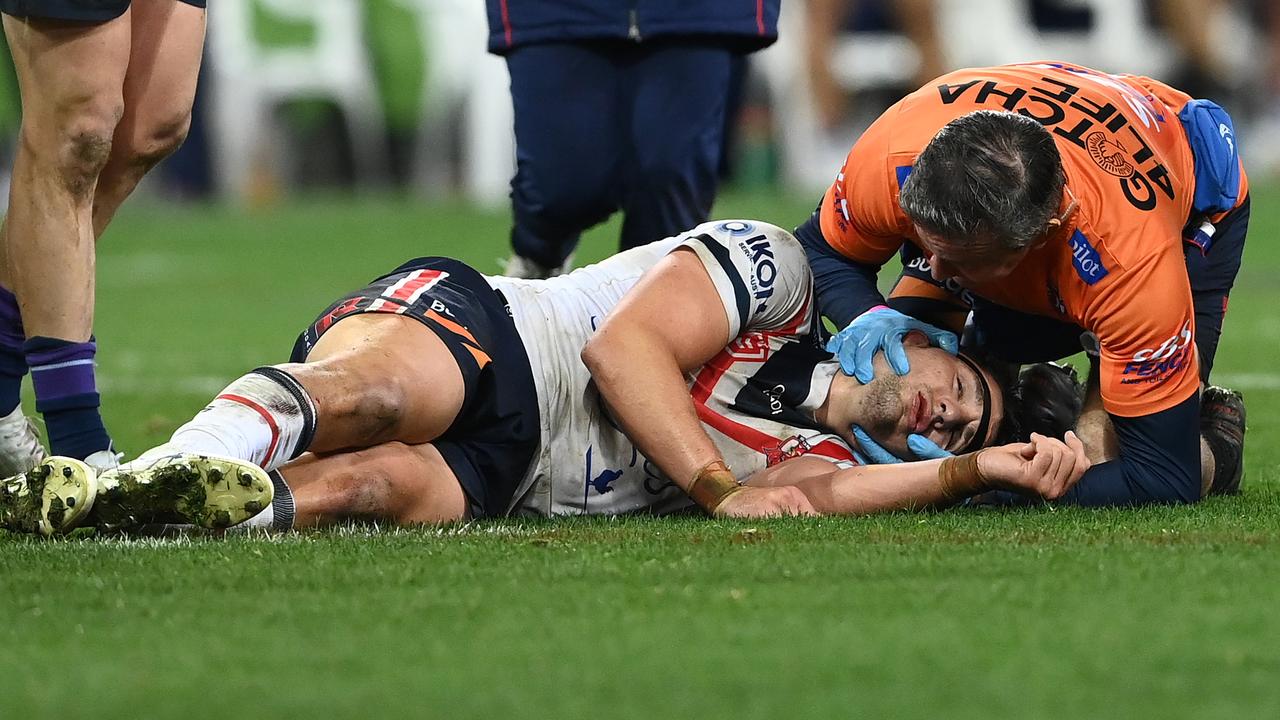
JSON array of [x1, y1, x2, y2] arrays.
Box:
[[1121, 320, 1193, 384], [744, 233, 777, 312], [1069, 230, 1109, 285]]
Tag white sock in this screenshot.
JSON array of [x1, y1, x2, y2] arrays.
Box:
[[233, 470, 295, 532], [239, 503, 275, 530], [170, 368, 316, 472]]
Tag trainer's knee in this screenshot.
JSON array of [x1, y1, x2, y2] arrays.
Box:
[[27, 98, 124, 198]]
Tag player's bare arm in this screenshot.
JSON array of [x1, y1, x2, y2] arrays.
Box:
[[581, 248, 816, 518], [748, 431, 1090, 513]]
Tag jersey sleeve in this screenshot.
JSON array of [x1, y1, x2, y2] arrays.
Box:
[[816, 107, 912, 265], [1091, 251, 1200, 417], [676, 221, 814, 341]]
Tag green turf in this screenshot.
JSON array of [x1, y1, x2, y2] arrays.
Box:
[[2, 186, 1279, 718]]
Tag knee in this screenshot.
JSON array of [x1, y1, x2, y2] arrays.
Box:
[[353, 380, 407, 436], [290, 359, 407, 439], [331, 451, 399, 516], [514, 164, 614, 232], [632, 138, 717, 194], [116, 110, 193, 172], [28, 98, 124, 198]]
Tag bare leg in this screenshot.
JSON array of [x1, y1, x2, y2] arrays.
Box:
[[92, 0, 205, 235], [1157, 0, 1227, 84], [0, 12, 131, 334], [161, 312, 470, 471], [893, 0, 945, 86], [804, 0, 852, 129], [288, 313, 468, 453], [281, 442, 468, 528]]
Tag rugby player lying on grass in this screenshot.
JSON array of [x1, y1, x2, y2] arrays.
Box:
[[0, 221, 1088, 535]]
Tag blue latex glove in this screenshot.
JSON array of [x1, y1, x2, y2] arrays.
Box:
[[825, 306, 959, 384], [850, 425, 953, 464]]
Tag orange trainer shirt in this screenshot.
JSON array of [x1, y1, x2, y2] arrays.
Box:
[[817, 62, 1248, 418]]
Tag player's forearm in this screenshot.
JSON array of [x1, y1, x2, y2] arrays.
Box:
[[751, 457, 957, 514], [794, 214, 886, 326], [582, 325, 722, 492]]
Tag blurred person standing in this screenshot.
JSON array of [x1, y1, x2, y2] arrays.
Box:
[[487, 0, 780, 278], [0, 0, 206, 474], [805, 0, 945, 130]]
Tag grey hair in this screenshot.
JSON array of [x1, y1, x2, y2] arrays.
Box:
[[899, 110, 1065, 251]]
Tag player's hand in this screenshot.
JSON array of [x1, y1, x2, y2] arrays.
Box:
[[826, 306, 959, 384], [976, 431, 1091, 500], [714, 486, 817, 518], [850, 425, 952, 464]]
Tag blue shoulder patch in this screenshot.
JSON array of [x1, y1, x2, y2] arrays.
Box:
[[1068, 230, 1109, 285], [895, 165, 914, 188]]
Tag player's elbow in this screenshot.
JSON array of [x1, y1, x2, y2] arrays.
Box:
[[580, 334, 608, 375], [581, 330, 622, 386]]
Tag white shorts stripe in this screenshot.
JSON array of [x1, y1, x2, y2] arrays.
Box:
[[381, 269, 426, 299], [30, 358, 96, 372]]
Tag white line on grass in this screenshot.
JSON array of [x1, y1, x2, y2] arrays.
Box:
[[1209, 373, 1280, 390]]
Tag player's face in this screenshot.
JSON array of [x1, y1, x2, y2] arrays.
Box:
[[856, 333, 1004, 457], [913, 226, 1030, 285]]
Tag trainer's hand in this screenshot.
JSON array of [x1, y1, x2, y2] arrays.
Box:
[[715, 486, 817, 518], [850, 425, 952, 464], [826, 306, 959, 384], [977, 431, 1091, 500]]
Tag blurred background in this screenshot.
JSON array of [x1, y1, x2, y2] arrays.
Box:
[[1, 0, 1276, 209]]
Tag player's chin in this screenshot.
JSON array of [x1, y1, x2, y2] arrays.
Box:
[[877, 428, 914, 460]]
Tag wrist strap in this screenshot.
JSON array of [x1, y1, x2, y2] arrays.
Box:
[[688, 460, 744, 513], [938, 451, 987, 502]]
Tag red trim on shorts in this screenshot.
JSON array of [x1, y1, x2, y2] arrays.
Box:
[[385, 269, 446, 304], [756, 0, 766, 35], [217, 393, 280, 463], [499, 0, 513, 46]]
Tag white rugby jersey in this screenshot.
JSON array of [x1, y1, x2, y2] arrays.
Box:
[[486, 221, 857, 518]]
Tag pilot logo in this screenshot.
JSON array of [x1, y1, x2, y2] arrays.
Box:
[[765, 383, 786, 415], [1086, 131, 1135, 178], [1220, 122, 1234, 153], [1069, 230, 1110, 285]]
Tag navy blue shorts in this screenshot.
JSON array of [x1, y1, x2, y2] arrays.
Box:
[[0, 0, 204, 22], [291, 257, 540, 519]]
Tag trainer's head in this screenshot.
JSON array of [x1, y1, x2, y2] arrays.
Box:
[[899, 109, 1066, 284]]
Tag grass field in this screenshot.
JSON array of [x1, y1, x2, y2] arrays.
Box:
[[2, 185, 1279, 718]]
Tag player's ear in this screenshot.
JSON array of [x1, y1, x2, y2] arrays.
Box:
[[902, 330, 929, 348]]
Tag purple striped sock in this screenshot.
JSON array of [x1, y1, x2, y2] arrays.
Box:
[[28, 339, 99, 403], [0, 287, 25, 415], [25, 336, 112, 459]]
